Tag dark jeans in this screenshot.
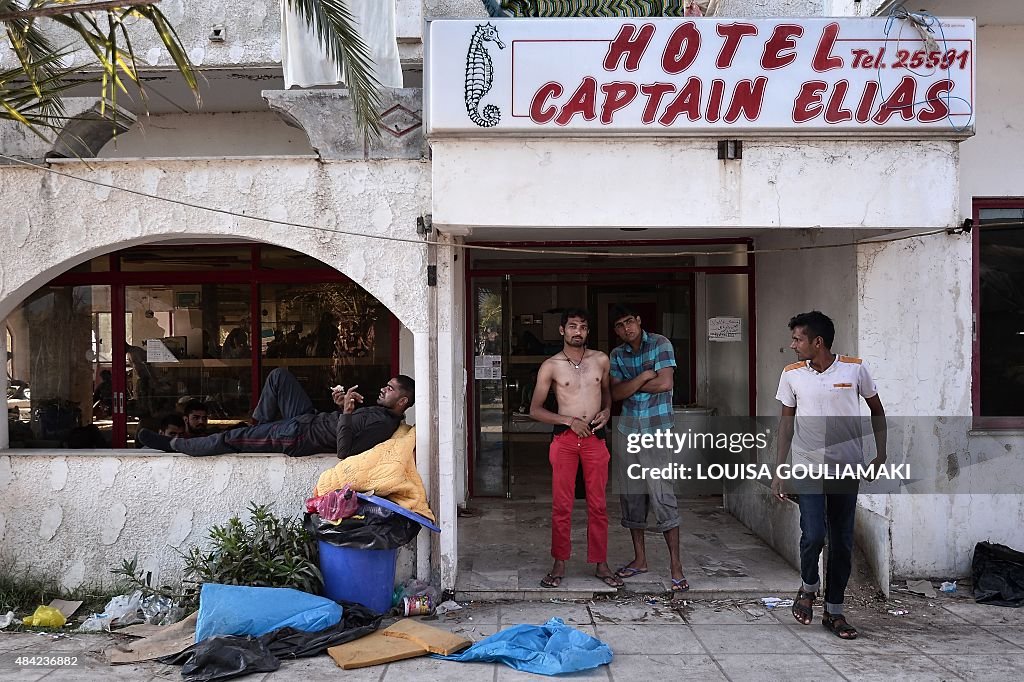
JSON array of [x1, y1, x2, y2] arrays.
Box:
[[174, 369, 315, 456], [797, 485, 858, 610]]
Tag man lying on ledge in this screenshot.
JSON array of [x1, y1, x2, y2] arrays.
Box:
[[138, 368, 414, 458]]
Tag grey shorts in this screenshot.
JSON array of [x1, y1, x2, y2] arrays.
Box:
[[617, 444, 680, 532], [619, 488, 680, 532]]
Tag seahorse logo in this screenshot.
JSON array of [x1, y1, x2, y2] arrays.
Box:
[[464, 23, 505, 128]]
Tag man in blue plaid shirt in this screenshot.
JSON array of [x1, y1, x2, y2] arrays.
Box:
[[609, 303, 688, 592]]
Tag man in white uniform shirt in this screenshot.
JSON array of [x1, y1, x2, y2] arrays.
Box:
[[771, 311, 887, 640]]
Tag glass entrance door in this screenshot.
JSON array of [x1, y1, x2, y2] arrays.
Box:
[[468, 270, 700, 498], [470, 278, 509, 497]]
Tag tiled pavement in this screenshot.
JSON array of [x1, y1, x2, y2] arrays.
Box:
[[2, 596, 1023, 680], [457, 498, 799, 598]]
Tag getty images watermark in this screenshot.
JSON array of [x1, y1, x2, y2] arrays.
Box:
[[623, 428, 911, 483]]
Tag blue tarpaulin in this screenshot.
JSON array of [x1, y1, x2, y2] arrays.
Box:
[[433, 617, 613, 675], [195, 584, 342, 642]]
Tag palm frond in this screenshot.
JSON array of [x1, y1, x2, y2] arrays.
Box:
[[0, 53, 87, 138], [1, 2, 199, 132], [286, 0, 384, 139], [4, 3, 68, 120]]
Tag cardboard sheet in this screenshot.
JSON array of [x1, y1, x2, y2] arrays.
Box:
[[47, 599, 83, 620], [381, 618, 471, 655], [107, 612, 198, 664], [327, 629, 427, 669]]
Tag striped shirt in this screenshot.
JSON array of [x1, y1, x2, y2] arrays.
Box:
[[610, 331, 676, 433]]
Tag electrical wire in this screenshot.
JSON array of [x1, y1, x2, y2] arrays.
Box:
[[0, 152, 999, 259]]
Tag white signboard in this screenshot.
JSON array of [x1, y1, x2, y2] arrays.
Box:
[[708, 317, 742, 342], [146, 339, 179, 363], [428, 17, 975, 135], [475, 354, 502, 380]]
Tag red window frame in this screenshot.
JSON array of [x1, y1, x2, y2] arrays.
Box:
[[972, 197, 1024, 428], [44, 243, 400, 447]]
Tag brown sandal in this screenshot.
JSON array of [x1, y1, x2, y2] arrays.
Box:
[[822, 612, 858, 639], [792, 589, 815, 625]]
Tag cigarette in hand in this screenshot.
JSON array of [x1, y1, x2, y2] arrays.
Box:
[[331, 385, 344, 392]]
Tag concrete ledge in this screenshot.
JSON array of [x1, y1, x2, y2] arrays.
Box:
[[724, 481, 803, 573], [854, 503, 892, 597], [263, 88, 425, 161], [0, 451, 415, 591]]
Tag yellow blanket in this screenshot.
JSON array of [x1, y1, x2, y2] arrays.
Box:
[[314, 424, 435, 522]]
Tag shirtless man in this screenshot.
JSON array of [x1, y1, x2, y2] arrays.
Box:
[[529, 308, 622, 589]]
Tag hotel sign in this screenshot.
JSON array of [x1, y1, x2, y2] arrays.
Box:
[[427, 17, 975, 135]]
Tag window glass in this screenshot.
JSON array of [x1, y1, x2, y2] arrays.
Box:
[[6, 286, 113, 447], [978, 207, 1024, 417], [260, 282, 392, 413], [124, 284, 252, 444]]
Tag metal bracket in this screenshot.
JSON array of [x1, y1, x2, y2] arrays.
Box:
[[417, 215, 433, 237]]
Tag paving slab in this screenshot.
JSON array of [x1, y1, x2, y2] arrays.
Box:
[[694, 624, 815, 655], [789, 623, 924, 655], [383, 655, 493, 681], [896, 626, 1018, 655], [712, 653, 840, 681], [0, 668, 54, 682], [500, 602, 592, 626], [980, 625, 1024, 649], [932, 654, 1024, 681], [822, 653, 961, 681], [589, 601, 683, 624], [593, 624, 702, 655], [683, 603, 783, 625], [939, 601, 1024, 626], [439, 603, 502, 624], [496, 661, 609, 680], [606, 654, 726, 680]]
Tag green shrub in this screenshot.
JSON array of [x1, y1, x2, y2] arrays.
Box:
[[180, 503, 322, 595]]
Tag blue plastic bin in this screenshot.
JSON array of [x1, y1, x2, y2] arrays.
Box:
[[318, 541, 397, 614]]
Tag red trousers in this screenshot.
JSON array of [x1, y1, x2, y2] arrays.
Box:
[[549, 430, 610, 563]]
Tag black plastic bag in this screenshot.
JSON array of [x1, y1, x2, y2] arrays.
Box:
[[178, 636, 280, 682], [972, 541, 1024, 607], [305, 500, 421, 550], [262, 600, 383, 658], [162, 600, 382, 679]]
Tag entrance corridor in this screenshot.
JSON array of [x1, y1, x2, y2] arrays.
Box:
[[456, 497, 798, 600]]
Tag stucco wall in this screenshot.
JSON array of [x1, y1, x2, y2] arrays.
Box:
[[0, 452, 415, 590], [959, 25, 1024, 214], [753, 229, 860, 416], [425, 1, 487, 20], [853, 232, 1024, 578], [0, 157, 432, 333], [0, 0, 423, 72], [714, 0, 824, 16], [431, 139, 960, 233]]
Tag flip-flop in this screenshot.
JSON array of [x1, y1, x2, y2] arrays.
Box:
[[540, 573, 563, 588], [670, 577, 690, 593], [596, 573, 625, 588], [614, 566, 649, 579]]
